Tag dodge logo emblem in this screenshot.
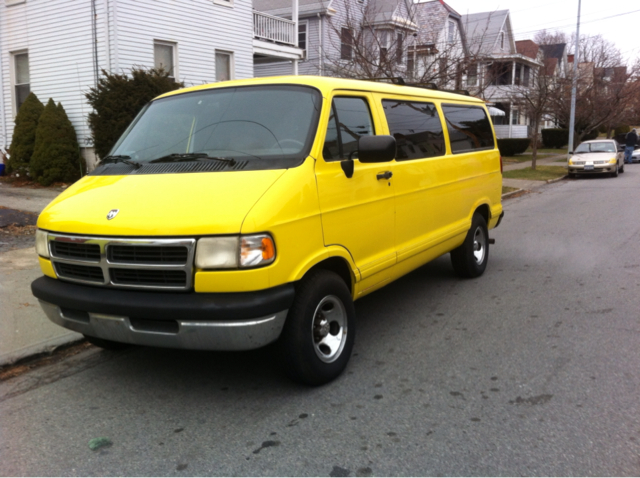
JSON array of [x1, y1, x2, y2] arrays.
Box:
[[107, 209, 119, 220]]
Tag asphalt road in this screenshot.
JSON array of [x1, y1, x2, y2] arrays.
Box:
[[2, 170, 640, 476]]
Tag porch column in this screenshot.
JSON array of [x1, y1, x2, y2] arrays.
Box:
[[511, 60, 516, 85], [292, 0, 299, 75]]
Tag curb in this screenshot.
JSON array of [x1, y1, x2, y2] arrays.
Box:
[[502, 174, 568, 199], [501, 189, 525, 199]]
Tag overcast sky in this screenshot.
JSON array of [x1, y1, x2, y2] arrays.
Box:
[[443, 0, 640, 63]]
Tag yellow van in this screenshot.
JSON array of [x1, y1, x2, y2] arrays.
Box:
[[31, 76, 503, 385]]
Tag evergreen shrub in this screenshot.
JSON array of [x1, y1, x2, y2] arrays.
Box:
[[85, 68, 183, 159], [7, 92, 44, 175], [30, 99, 84, 186], [497, 138, 530, 156], [541, 128, 568, 149], [614, 125, 630, 136]]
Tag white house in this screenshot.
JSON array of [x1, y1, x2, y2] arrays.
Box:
[[1, 0, 302, 169], [462, 9, 542, 138]]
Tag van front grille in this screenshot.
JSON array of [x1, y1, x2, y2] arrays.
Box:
[[110, 268, 187, 287], [55, 263, 104, 283], [47, 234, 196, 290], [108, 245, 189, 264], [50, 242, 101, 261]]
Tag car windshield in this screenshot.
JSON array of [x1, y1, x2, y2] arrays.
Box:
[[110, 85, 322, 164], [575, 142, 616, 153]]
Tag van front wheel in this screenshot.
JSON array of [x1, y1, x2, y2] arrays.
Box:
[[450, 213, 489, 279], [279, 270, 355, 386]]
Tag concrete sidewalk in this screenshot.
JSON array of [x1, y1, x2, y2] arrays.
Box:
[[0, 183, 82, 366]]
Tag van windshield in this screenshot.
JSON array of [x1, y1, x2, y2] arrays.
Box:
[[110, 85, 322, 166]]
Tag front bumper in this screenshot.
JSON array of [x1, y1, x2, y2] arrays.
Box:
[[568, 165, 616, 174], [32, 276, 295, 351]]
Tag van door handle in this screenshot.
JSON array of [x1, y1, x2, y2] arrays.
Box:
[[377, 171, 392, 180]]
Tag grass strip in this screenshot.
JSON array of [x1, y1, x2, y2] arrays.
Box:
[[502, 165, 567, 181]]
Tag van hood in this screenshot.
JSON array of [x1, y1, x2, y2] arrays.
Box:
[[38, 170, 287, 236]]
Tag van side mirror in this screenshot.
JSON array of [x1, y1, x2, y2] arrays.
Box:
[[340, 135, 396, 179], [358, 135, 396, 163]]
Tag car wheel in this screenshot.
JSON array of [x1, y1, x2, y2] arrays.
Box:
[[451, 213, 489, 279], [612, 165, 619, 177], [279, 270, 355, 386], [84, 334, 129, 350], [568, 172, 576, 179]]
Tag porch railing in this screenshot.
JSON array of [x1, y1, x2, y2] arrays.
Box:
[[253, 11, 296, 46]]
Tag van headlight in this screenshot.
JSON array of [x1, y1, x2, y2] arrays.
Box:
[[195, 234, 276, 269], [35, 229, 50, 258]]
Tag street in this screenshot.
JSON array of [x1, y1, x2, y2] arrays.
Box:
[[2, 170, 640, 476]]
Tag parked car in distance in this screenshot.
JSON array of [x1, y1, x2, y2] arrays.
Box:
[[568, 139, 624, 178], [630, 146, 640, 163]]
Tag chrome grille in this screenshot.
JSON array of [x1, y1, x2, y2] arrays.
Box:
[[47, 233, 196, 290], [108, 245, 188, 264]]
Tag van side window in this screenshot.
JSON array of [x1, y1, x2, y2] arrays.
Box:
[[323, 97, 374, 161], [382, 100, 445, 160], [441, 105, 495, 153]]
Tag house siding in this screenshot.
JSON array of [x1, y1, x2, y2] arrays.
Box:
[[1, 0, 254, 162]]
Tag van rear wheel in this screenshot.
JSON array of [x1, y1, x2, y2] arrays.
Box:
[[451, 213, 489, 279], [279, 270, 355, 386]]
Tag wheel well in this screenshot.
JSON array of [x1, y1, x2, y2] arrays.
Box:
[[305, 257, 354, 293], [475, 204, 490, 224]]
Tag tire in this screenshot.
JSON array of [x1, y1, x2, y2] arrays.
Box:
[[279, 270, 355, 386], [84, 334, 130, 350], [612, 165, 619, 177], [568, 172, 576, 179], [450, 213, 489, 279], [620, 164, 625, 173]]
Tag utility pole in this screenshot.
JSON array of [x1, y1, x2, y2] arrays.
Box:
[[567, 0, 581, 155]]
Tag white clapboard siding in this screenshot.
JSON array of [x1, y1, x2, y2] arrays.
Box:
[[1, 0, 254, 153], [494, 125, 529, 139]]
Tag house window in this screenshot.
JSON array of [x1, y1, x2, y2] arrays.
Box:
[[511, 109, 519, 125], [341, 28, 353, 60], [466, 63, 478, 86], [523, 66, 530, 87], [14, 52, 30, 113], [448, 21, 455, 44], [500, 31, 505, 50], [215, 51, 233, 82], [396, 32, 403, 64], [298, 22, 307, 51], [154, 41, 176, 79]]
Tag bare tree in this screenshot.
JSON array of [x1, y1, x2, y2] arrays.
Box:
[[507, 66, 555, 169], [534, 30, 568, 46], [548, 34, 638, 147], [323, 0, 470, 90]]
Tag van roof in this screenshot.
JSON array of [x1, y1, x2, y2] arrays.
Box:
[[156, 75, 486, 105]]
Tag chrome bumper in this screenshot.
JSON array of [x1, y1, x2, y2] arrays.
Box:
[[39, 300, 288, 351]]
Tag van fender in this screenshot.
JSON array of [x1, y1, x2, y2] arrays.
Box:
[[289, 245, 360, 287]]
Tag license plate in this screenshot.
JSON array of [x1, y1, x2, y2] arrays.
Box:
[[584, 164, 594, 170]]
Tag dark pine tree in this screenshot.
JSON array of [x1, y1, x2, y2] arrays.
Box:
[[7, 92, 44, 175], [85, 68, 183, 159], [30, 99, 84, 186]]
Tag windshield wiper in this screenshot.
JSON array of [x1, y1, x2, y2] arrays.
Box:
[[101, 155, 142, 169], [149, 153, 236, 165]]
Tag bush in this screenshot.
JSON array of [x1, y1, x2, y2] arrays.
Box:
[[86, 68, 183, 159], [497, 138, 530, 156], [30, 99, 84, 186], [614, 125, 630, 136], [541, 128, 568, 149], [6, 92, 44, 175]]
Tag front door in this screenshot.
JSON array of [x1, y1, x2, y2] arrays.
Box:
[[315, 93, 396, 288]]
